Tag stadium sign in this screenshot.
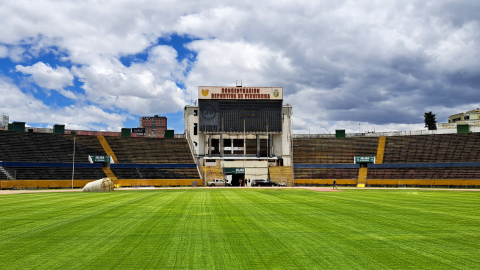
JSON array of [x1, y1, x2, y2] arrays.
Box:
[[224, 168, 245, 174], [132, 128, 145, 135], [88, 155, 113, 163], [354, 156, 375, 163], [198, 86, 283, 100]]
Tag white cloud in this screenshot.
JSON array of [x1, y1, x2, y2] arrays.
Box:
[[9, 46, 26, 62], [0, 76, 125, 131], [0, 0, 479, 133], [15, 62, 72, 90], [71, 45, 187, 115], [184, 39, 294, 94], [0, 45, 7, 58], [15, 62, 76, 99]]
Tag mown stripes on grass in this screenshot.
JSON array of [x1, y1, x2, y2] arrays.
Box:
[[0, 189, 479, 269]]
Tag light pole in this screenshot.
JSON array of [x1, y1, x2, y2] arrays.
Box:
[[71, 135, 75, 189]]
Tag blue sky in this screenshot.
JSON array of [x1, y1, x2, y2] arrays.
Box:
[[1, 34, 197, 133], [1, 0, 479, 134]]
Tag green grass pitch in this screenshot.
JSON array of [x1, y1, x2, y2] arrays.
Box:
[[1, 188, 479, 269]]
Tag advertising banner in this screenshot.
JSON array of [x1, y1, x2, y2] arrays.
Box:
[[132, 128, 145, 135], [224, 168, 245, 174], [198, 86, 283, 100], [89, 155, 112, 163], [355, 156, 375, 163]]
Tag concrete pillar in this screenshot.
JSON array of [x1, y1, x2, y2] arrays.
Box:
[[256, 134, 260, 157], [220, 117, 224, 157], [269, 134, 273, 157], [208, 135, 212, 157], [220, 134, 224, 157], [244, 137, 246, 156]]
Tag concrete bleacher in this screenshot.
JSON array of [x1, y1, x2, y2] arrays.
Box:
[[382, 133, 480, 163], [4, 166, 106, 180], [0, 130, 106, 163], [4, 128, 480, 189], [111, 167, 199, 179], [0, 130, 200, 189], [102, 137, 201, 187], [293, 133, 480, 187], [294, 167, 358, 179], [104, 137, 194, 164], [293, 137, 378, 164], [293, 137, 378, 186], [0, 161, 107, 189], [368, 167, 480, 180], [0, 170, 8, 180], [0, 130, 108, 188], [367, 133, 480, 185]]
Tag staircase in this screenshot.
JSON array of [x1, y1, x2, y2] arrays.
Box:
[[357, 167, 368, 187], [269, 166, 293, 187], [0, 166, 13, 180], [375, 136, 386, 164], [102, 167, 117, 181], [97, 136, 119, 163]]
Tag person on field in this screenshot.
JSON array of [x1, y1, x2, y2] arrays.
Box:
[[333, 179, 338, 189]]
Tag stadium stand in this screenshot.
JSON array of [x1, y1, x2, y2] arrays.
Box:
[[293, 137, 377, 186], [0, 130, 200, 189], [368, 167, 480, 180], [294, 168, 358, 179], [293, 137, 378, 164], [382, 133, 480, 163], [111, 167, 199, 179], [293, 134, 480, 187], [104, 137, 193, 164], [101, 137, 201, 187], [0, 130, 106, 163], [0, 169, 9, 180], [3, 128, 480, 189], [3, 166, 105, 180]]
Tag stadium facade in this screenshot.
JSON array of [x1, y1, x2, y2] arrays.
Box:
[[184, 85, 293, 186]]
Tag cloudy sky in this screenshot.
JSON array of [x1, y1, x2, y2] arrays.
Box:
[[0, 0, 479, 134]]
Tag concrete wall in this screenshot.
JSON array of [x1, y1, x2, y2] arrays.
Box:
[[184, 105, 202, 156], [223, 160, 269, 181]]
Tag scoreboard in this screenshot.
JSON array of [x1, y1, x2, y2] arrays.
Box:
[[198, 86, 283, 133]]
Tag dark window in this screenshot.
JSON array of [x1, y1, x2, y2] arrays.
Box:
[[194, 123, 198, 135], [194, 110, 198, 116]]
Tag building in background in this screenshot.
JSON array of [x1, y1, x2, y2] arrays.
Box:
[[448, 109, 480, 123], [139, 115, 167, 136], [184, 84, 293, 187], [1, 113, 9, 130]]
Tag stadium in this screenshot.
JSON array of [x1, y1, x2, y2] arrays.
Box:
[[2, 84, 480, 189], [1, 85, 480, 269]]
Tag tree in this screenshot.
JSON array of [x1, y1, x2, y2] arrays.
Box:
[[424, 111, 437, 130]]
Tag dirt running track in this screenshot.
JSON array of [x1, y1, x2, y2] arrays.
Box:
[[2, 186, 480, 195]]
